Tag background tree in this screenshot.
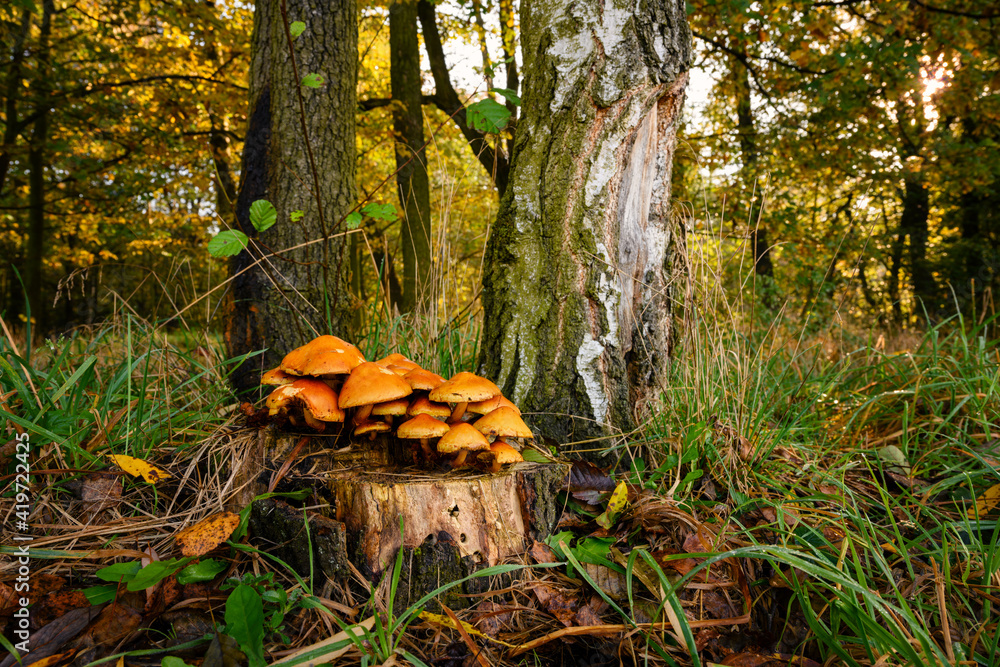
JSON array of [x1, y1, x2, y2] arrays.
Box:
[[226, 0, 357, 395], [479, 0, 692, 452], [389, 0, 431, 315]]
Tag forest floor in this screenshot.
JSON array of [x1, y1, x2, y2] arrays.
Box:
[[1, 308, 998, 667]]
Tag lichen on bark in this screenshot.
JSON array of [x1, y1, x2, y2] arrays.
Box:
[[479, 0, 691, 457]]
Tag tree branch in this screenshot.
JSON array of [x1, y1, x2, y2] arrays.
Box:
[[692, 29, 832, 76], [417, 0, 509, 198]]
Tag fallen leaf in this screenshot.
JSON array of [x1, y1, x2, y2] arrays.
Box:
[[529, 582, 578, 627], [529, 540, 560, 564], [470, 600, 513, 638], [566, 461, 616, 505], [80, 473, 122, 521], [969, 483, 1000, 518], [595, 480, 629, 529], [107, 454, 171, 484], [175, 512, 241, 557], [420, 610, 515, 648]]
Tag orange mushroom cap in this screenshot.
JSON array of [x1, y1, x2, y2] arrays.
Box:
[[280, 335, 365, 377], [339, 362, 414, 408], [429, 372, 501, 404], [437, 423, 490, 455], [468, 394, 520, 416], [474, 406, 533, 439], [397, 414, 452, 440], [265, 378, 344, 422], [407, 396, 453, 420]]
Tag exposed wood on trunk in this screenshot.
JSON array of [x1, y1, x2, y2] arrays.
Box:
[[479, 0, 691, 456]]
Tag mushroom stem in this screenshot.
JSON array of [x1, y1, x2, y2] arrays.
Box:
[[302, 408, 325, 432], [420, 438, 435, 461], [489, 458, 501, 474], [450, 449, 469, 468], [354, 404, 374, 424], [448, 401, 468, 424]]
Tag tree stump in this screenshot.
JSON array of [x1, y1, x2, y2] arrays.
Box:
[[250, 426, 568, 610]]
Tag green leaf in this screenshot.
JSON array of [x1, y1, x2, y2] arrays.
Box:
[[249, 199, 277, 232], [544, 531, 576, 560], [96, 561, 142, 583], [128, 558, 192, 591], [301, 73, 325, 88], [520, 447, 549, 463], [208, 230, 248, 257], [290, 210, 304, 222], [492, 88, 521, 106], [574, 536, 622, 572], [225, 584, 266, 667], [361, 202, 398, 222], [289, 21, 306, 38], [345, 212, 363, 230], [466, 98, 511, 133], [162, 657, 197, 667], [178, 558, 227, 585], [83, 584, 117, 605]]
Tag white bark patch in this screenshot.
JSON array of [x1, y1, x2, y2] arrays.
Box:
[[576, 333, 609, 424]]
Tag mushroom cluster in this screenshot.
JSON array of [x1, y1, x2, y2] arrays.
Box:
[[262, 336, 529, 471]]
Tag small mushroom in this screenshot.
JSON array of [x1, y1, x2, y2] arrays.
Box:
[[265, 378, 344, 431], [481, 440, 523, 473], [407, 395, 453, 420], [436, 422, 490, 468], [397, 413, 451, 461], [467, 394, 520, 416], [429, 372, 502, 424], [372, 398, 409, 427], [354, 420, 391, 439], [261, 367, 295, 386], [339, 362, 413, 423], [473, 406, 533, 440], [404, 368, 445, 392]]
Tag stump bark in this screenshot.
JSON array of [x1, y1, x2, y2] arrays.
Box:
[[249, 426, 567, 610]]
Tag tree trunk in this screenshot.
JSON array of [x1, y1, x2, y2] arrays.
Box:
[[900, 170, 936, 315], [25, 0, 53, 331], [390, 0, 432, 315], [730, 50, 774, 281], [479, 0, 691, 456], [209, 114, 237, 224], [227, 0, 357, 395], [0, 10, 31, 197]]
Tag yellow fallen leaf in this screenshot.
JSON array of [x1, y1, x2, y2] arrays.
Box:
[[107, 454, 171, 484], [595, 480, 629, 529], [969, 483, 1000, 518], [418, 611, 516, 648], [175, 512, 242, 557]]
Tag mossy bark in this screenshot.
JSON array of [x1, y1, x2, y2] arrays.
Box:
[[227, 0, 358, 395], [479, 0, 691, 457]]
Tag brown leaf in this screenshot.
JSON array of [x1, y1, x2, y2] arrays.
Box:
[[175, 512, 241, 557], [574, 596, 605, 626], [471, 600, 512, 637], [565, 461, 616, 505], [529, 540, 560, 564], [0, 605, 102, 667], [529, 582, 578, 627], [32, 590, 91, 628], [71, 602, 142, 665], [80, 473, 122, 521]]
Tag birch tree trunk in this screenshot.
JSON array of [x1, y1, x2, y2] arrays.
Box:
[[479, 0, 691, 456], [227, 0, 357, 395]]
